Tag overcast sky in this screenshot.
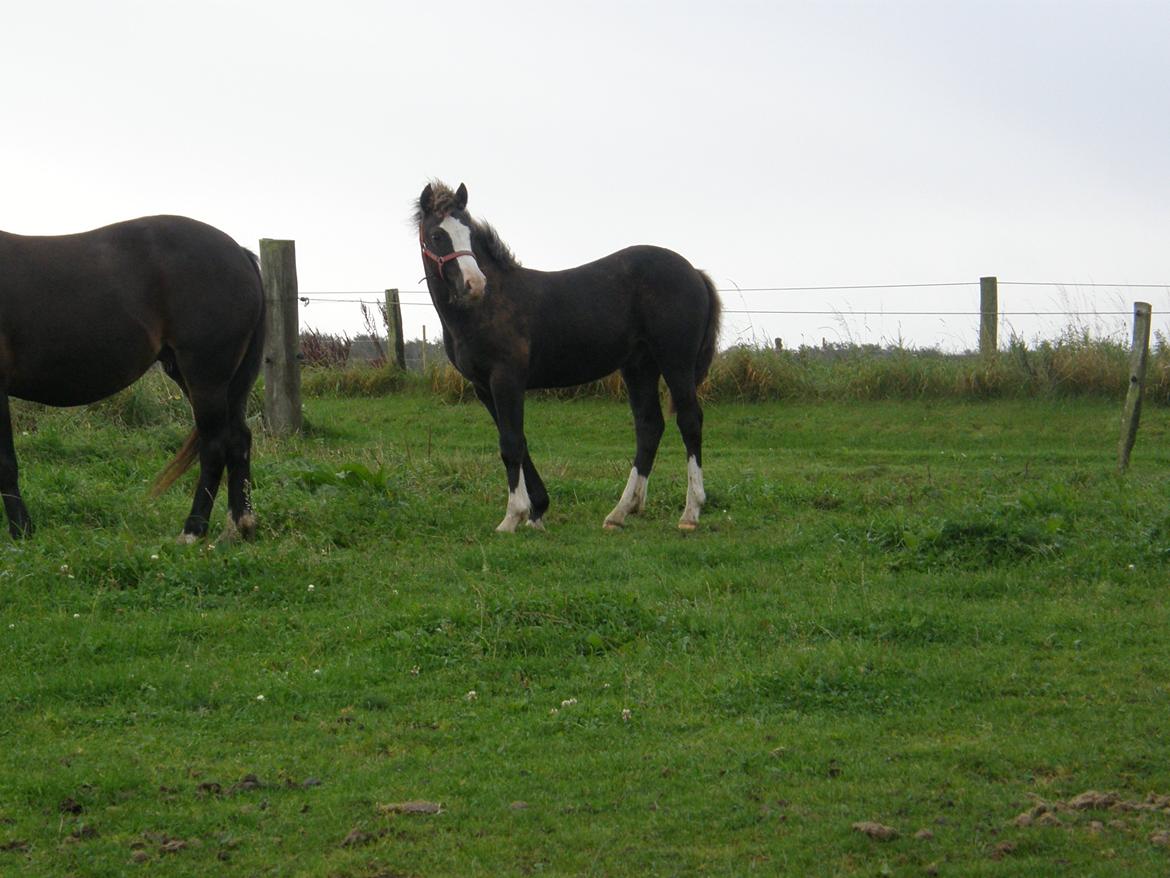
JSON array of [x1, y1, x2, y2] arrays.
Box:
[[4, 0, 1168, 351]]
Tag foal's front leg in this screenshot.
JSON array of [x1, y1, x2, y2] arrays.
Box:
[[488, 380, 535, 532]]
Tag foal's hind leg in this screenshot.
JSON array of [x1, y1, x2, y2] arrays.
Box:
[[0, 392, 33, 538], [604, 364, 664, 530], [662, 369, 706, 531]]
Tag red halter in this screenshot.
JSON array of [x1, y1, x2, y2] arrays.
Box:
[[420, 221, 474, 280]]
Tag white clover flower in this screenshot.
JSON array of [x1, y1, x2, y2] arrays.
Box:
[[561, 698, 577, 708], [150, 554, 160, 561], [307, 584, 315, 592], [621, 708, 632, 722], [256, 694, 266, 702], [465, 690, 478, 702], [72, 613, 80, 619], [313, 669, 322, 676], [549, 707, 559, 715], [409, 666, 420, 676]]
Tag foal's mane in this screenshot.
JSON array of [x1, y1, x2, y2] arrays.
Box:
[[414, 180, 521, 271]]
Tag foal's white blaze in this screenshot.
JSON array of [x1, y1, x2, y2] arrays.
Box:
[[496, 470, 531, 532], [679, 456, 705, 530], [603, 467, 648, 529], [439, 215, 486, 297]]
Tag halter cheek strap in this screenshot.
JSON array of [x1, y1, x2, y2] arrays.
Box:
[[419, 223, 474, 280]]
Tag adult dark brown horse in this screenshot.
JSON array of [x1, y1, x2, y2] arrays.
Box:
[[0, 215, 265, 541], [416, 181, 721, 532]]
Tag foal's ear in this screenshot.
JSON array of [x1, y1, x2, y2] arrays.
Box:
[[455, 183, 468, 210], [419, 183, 435, 215]]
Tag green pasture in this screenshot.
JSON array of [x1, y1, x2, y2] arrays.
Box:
[[2, 381, 1170, 876]]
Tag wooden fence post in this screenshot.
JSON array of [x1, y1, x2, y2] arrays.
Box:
[[979, 276, 998, 356], [259, 239, 302, 435], [384, 289, 406, 370], [421, 325, 428, 373], [1118, 301, 1152, 473]]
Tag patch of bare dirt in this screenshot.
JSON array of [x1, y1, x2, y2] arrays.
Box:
[[852, 821, 898, 841], [377, 801, 442, 815], [1010, 790, 1170, 848]]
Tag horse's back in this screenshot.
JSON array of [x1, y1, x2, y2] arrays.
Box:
[[0, 216, 262, 405], [513, 245, 716, 388]]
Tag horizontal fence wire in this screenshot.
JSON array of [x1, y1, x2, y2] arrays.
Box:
[[298, 299, 1146, 317], [296, 279, 1168, 319], [294, 278, 1170, 330]]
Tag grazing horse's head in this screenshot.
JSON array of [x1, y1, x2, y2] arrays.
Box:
[[416, 181, 487, 304]]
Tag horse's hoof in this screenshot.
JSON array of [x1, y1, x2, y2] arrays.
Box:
[[237, 514, 257, 541], [495, 519, 519, 533], [677, 520, 699, 532], [602, 519, 623, 531], [176, 532, 200, 545], [525, 518, 545, 531], [218, 515, 257, 544]]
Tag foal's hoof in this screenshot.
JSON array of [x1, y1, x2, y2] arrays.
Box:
[[602, 519, 623, 532], [677, 520, 699, 532], [176, 532, 201, 546], [525, 518, 546, 532]]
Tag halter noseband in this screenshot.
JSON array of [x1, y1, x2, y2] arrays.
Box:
[[420, 220, 474, 280]]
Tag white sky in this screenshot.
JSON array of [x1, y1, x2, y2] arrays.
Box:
[[3, 0, 1168, 352]]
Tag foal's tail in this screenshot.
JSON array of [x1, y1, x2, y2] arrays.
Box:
[[150, 429, 201, 497], [695, 270, 722, 386]]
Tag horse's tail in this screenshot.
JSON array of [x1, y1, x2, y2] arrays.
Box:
[[695, 270, 722, 386], [150, 429, 201, 497]]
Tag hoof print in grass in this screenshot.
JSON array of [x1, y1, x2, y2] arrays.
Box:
[[58, 797, 84, 815], [852, 821, 898, 841]]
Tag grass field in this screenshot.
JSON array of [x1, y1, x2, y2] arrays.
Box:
[[3, 386, 1170, 876]]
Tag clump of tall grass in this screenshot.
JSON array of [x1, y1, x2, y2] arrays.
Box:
[[301, 364, 406, 397], [300, 328, 353, 368]]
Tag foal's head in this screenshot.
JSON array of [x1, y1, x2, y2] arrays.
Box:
[[416, 181, 487, 304]]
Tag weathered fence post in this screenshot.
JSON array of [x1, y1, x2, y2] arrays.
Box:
[[1118, 301, 1152, 473], [384, 289, 406, 370], [979, 276, 998, 356], [421, 325, 428, 373], [259, 239, 302, 435]]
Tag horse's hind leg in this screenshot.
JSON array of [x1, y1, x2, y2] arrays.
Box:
[[0, 392, 32, 538], [661, 368, 706, 531], [177, 384, 230, 543], [604, 363, 664, 530], [219, 331, 262, 543]]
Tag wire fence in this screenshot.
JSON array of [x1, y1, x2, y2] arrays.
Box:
[[295, 280, 1170, 354]]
